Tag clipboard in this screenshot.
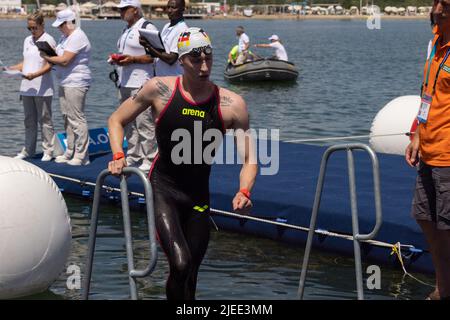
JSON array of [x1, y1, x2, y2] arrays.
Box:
[[36, 41, 57, 57], [138, 29, 165, 51]]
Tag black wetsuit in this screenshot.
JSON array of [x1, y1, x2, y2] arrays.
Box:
[[149, 77, 225, 300]]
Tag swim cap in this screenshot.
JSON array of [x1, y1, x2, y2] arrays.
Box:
[[177, 27, 212, 58]]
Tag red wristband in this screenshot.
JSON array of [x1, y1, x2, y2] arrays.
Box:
[[239, 188, 251, 199], [113, 151, 125, 161]]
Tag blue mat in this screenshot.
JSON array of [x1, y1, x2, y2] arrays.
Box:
[[28, 141, 432, 274]]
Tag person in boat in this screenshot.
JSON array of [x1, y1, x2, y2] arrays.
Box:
[[405, 0, 450, 300], [235, 26, 250, 65], [227, 45, 239, 67], [42, 9, 92, 166], [107, 27, 257, 300], [254, 35, 288, 61], [139, 0, 188, 77], [113, 0, 158, 172], [5, 11, 57, 162]]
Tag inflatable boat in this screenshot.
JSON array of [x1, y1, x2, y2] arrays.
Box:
[[224, 59, 299, 82]]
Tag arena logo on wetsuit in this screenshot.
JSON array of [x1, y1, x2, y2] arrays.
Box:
[[181, 107, 205, 118], [171, 121, 279, 175]]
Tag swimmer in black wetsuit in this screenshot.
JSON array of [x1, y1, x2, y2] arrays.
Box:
[[108, 27, 258, 300]]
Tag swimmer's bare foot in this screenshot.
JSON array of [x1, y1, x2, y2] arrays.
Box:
[[426, 288, 440, 300]]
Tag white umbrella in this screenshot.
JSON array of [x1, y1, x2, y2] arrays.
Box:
[[81, 2, 98, 8], [102, 1, 118, 8]]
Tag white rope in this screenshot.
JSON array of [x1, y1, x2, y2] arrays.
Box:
[[209, 208, 415, 250], [48, 173, 421, 252], [285, 132, 410, 143]]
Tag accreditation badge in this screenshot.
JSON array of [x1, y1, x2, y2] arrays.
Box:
[[418, 94, 432, 123]]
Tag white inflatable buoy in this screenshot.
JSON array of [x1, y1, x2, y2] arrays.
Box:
[[369, 95, 420, 155], [0, 157, 71, 299]]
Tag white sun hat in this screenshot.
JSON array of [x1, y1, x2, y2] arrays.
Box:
[[268, 34, 280, 41], [117, 0, 141, 8], [52, 9, 76, 27]]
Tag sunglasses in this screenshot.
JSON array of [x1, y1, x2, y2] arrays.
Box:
[[27, 26, 39, 31], [188, 46, 212, 58], [167, 5, 178, 9]]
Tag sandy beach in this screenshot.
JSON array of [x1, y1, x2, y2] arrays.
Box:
[[0, 13, 429, 21]]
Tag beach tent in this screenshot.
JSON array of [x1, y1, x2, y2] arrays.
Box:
[[40, 4, 55, 14], [81, 2, 98, 8], [407, 6, 417, 15], [102, 1, 118, 8], [56, 3, 67, 11], [349, 6, 359, 15], [81, 2, 97, 14]]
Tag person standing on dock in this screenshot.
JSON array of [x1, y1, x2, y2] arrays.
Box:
[[6, 11, 57, 161], [114, 0, 158, 172], [108, 27, 257, 300], [140, 0, 188, 76], [41, 9, 92, 166], [405, 0, 450, 300]]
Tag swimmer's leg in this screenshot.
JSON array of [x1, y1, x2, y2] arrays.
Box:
[[153, 192, 193, 300], [183, 208, 211, 299]]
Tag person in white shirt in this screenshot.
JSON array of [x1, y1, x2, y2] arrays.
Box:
[[42, 9, 92, 166], [140, 0, 188, 76], [6, 12, 57, 161], [254, 34, 288, 61], [113, 0, 158, 172], [235, 26, 250, 65]]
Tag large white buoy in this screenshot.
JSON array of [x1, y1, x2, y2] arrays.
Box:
[[0, 157, 71, 299], [369, 95, 420, 155]]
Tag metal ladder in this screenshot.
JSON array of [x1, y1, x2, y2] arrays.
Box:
[[82, 167, 157, 300], [297, 143, 383, 300]]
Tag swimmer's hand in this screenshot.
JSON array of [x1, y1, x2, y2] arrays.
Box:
[[108, 158, 127, 176], [232, 192, 252, 215]]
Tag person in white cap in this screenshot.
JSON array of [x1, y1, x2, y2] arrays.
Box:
[[41, 8, 92, 166], [107, 27, 257, 300], [254, 34, 288, 61], [6, 11, 57, 162], [113, 0, 158, 172], [140, 0, 188, 76]]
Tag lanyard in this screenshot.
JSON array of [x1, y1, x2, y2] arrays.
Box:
[[119, 28, 133, 53], [423, 39, 450, 95], [119, 19, 143, 53]]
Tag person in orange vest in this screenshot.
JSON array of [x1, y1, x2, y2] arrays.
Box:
[[405, 0, 450, 301]]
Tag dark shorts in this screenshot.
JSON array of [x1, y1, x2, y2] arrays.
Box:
[[411, 161, 450, 230]]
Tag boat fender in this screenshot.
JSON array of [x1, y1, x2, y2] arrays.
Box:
[[0, 156, 71, 299], [369, 95, 420, 155]]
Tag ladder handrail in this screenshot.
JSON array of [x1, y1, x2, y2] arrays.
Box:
[[82, 167, 157, 300], [297, 143, 383, 300]]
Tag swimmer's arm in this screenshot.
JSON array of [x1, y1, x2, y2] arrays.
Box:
[[108, 80, 158, 156], [227, 94, 258, 212]]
